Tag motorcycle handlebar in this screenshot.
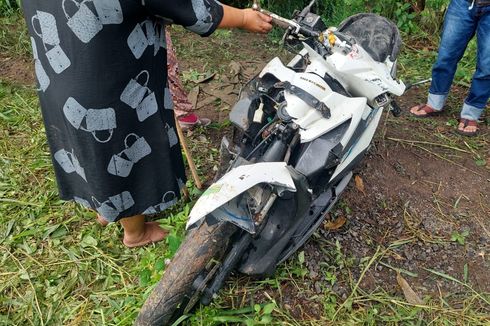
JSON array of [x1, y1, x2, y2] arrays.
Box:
[[253, 6, 319, 38]]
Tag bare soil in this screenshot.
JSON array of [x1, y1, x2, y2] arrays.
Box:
[[0, 53, 34, 85], [6, 26, 489, 321]]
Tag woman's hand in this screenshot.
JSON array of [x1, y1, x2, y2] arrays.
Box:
[[241, 9, 273, 33], [219, 5, 272, 33]]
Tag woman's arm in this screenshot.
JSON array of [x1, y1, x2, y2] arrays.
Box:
[[142, 0, 272, 36], [219, 5, 272, 33]]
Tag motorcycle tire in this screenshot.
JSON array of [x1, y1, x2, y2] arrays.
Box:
[[135, 220, 236, 326]]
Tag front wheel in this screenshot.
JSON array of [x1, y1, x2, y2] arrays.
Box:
[[135, 220, 236, 326]]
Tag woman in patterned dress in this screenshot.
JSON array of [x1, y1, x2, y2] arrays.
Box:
[[21, 0, 272, 247]]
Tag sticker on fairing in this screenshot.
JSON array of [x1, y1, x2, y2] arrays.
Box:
[[202, 184, 223, 196]]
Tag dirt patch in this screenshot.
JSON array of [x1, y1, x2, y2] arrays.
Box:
[[0, 53, 34, 85]]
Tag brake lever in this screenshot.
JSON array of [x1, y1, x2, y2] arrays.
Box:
[[252, 0, 302, 32]]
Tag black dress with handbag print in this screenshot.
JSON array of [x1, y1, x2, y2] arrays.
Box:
[[22, 0, 223, 221]]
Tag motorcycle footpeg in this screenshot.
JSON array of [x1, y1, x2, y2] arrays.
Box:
[[390, 101, 402, 117]]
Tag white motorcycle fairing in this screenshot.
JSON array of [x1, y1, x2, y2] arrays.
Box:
[[298, 42, 405, 102], [186, 162, 296, 231], [259, 57, 367, 143]]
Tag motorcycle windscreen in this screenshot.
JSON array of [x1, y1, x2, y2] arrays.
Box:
[[186, 162, 297, 231]]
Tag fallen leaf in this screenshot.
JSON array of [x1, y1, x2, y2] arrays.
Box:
[[188, 86, 199, 109], [324, 216, 347, 230], [244, 67, 259, 79], [201, 85, 238, 106], [389, 251, 405, 261], [80, 234, 98, 248], [396, 273, 423, 305], [219, 104, 231, 112], [229, 61, 242, 83], [355, 175, 365, 194], [229, 60, 241, 75], [196, 96, 217, 109], [221, 85, 237, 95], [194, 72, 215, 84]]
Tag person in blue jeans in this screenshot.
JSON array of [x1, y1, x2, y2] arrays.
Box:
[[410, 0, 489, 136]]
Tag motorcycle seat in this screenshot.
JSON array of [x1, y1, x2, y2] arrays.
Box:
[[338, 13, 402, 62]]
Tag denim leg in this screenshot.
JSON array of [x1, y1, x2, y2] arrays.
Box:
[[461, 7, 490, 120], [428, 0, 477, 109]]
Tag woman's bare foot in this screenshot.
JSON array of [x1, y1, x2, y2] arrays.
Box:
[[123, 222, 168, 248], [96, 214, 109, 227]]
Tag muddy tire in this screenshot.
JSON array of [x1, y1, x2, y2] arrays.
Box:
[[135, 220, 236, 326]]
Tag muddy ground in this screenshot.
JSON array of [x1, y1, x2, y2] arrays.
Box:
[[3, 26, 489, 321]]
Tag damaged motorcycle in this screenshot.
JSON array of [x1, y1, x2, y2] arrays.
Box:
[[136, 1, 406, 324]]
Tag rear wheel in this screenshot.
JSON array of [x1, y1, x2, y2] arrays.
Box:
[[135, 220, 236, 326]]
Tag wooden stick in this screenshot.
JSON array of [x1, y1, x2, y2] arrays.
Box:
[[174, 116, 203, 190]]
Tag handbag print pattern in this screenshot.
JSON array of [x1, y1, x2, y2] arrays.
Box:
[[127, 19, 165, 59], [63, 0, 123, 44], [120, 70, 158, 121], [31, 10, 71, 74], [63, 97, 117, 143], [21, 0, 225, 221], [31, 37, 50, 92], [187, 0, 215, 35], [165, 123, 178, 148], [92, 191, 135, 222], [142, 191, 178, 215], [164, 87, 174, 110], [107, 133, 152, 177], [54, 148, 87, 181]]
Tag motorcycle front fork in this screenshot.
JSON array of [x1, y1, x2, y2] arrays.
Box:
[[200, 229, 251, 306]]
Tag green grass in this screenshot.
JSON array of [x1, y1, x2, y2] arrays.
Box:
[[0, 0, 20, 16], [1, 90, 488, 323], [0, 81, 192, 325], [0, 13, 30, 57]]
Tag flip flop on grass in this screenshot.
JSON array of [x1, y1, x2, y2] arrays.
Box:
[[409, 104, 443, 118], [457, 118, 479, 137]]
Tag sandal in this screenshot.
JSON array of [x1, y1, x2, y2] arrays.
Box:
[[409, 104, 443, 118], [457, 118, 479, 137], [178, 113, 211, 131]]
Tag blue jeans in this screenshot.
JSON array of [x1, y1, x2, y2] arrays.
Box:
[[428, 0, 490, 120]]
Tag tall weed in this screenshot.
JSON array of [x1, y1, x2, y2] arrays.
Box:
[[0, 0, 20, 15]]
